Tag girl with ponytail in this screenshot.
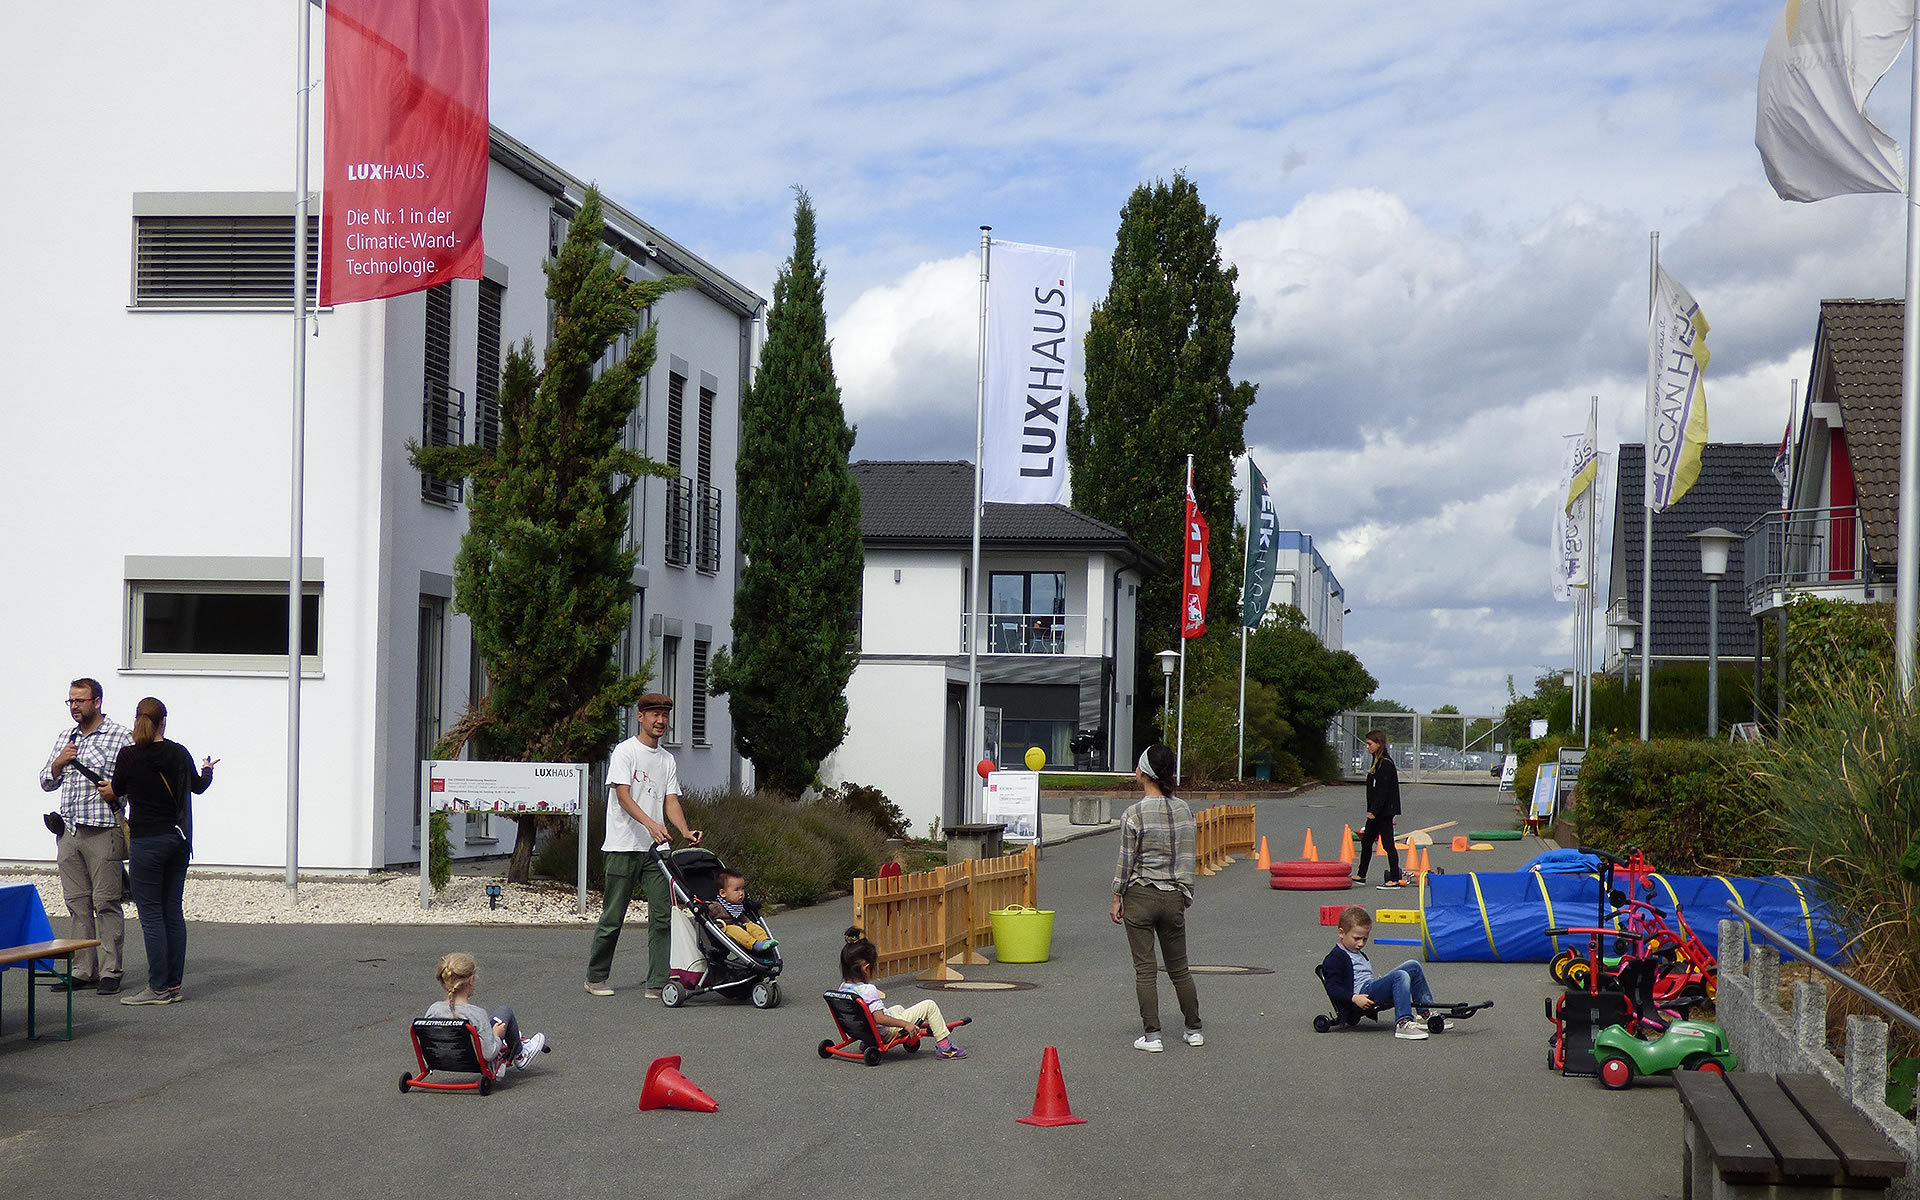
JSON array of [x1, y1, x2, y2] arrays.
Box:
[[1109, 743, 1203, 1052], [107, 697, 215, 1007]]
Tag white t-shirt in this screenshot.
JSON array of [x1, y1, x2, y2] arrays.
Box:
[[602, 736, 679, 852]]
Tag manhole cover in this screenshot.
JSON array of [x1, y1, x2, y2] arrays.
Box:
[[917, 979, 1038, 992], [1176, 964, 1273, 976]]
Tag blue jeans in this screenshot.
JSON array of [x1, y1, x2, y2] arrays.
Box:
[[1363, 959, 1433, 1023], [129, 833, 190, 992]]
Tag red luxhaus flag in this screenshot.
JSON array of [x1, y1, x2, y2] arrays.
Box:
[[322, 0, 489, 306], [1181, 482, 1211, 639]]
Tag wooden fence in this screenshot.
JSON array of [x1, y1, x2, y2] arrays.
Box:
[[1196, 803, 1257, 875], [851, 844, 1039, 981]]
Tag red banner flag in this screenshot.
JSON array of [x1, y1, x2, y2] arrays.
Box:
[[321, 0, 489, 306], [1181, 482, 1211, 639]]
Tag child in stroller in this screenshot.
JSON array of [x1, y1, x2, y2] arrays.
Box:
[[653, 845, 784, 1009], [706, 868, 779, 957]]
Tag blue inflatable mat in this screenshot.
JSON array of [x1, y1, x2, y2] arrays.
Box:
[[1418, 870, 1840, 964]]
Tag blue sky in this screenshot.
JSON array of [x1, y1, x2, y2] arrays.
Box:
[[488, 1, 1912, 711]]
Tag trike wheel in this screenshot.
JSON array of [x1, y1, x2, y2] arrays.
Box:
[[1683, 1054, 1726, 1076], [1599, 1055, 1634, 1090], [1312, 1015, 1332, 1033], [1427, 1014, 1446, 1034], [398, 1073, 413, 1093], [1548, 951, 1574, 984], [817, 1039, 834, 1059], [903, 1036, 922, 1053], [863, 1045, 881, 1066], [1566, 961, 1591, 990], [479, 1076, 493, 1096]]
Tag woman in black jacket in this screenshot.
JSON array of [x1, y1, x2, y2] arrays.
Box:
[[1354, 729, 1403, 887], [107, 697, 215, 1006]]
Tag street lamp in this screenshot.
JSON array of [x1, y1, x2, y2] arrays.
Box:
[[1157, 649, 1178, 745], [1690, 528, 1738, 738], [1608, 615, 1640, 680]]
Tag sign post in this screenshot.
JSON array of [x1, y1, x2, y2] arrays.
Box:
[[419, 761, 589, 911], [984, 770, 1041, 845]]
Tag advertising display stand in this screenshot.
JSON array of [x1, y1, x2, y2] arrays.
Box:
[[420, 761, 591, 913]]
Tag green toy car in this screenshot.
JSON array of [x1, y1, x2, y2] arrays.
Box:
[[1592, 1018, 1738, 1089]]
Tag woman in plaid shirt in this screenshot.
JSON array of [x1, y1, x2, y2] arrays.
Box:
[[1108, 743, 1202, 1052]]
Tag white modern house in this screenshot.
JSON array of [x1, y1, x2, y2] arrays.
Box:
[[1271, 531, 1347, 650], [820, 462, 1165, 837], [0, 3, 762, 871]]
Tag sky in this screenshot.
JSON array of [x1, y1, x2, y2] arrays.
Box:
[[489, 1, 1913, 712]]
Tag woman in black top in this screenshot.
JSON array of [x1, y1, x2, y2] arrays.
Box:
[[107, 697, 215, 1006], [1355, 729, 1403, 887]]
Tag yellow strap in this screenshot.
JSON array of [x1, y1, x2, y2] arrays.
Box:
[[1711, 874, 1743, 908], [1651, 872, 1683, 914], [1469, 872, 1500, 961], [1533, 872, 1559, 956], [1418, 872, 1433, 958], [1781, 876, 1816, 954]]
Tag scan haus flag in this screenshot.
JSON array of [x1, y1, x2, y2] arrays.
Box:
[[1242, 459, 1277, 628], [982, 240, 1075, 505], [1181, 479, 1211, 639], [1646, 268, 1711, 512], [1756, 0, 1912, 202], [322, 0, 489, 306]]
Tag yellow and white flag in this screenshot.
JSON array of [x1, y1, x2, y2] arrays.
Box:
[[1646, 268, 1710, 513], [1756, 0, 1912, 201], [1565, 398, 1598, 513]]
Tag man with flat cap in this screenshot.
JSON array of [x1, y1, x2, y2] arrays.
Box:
[[586, 693, 702, 998]]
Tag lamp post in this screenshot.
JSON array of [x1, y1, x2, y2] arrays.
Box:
[[1157, 649, 1178, 746], [1608, 615, 1640, 681], [1691, 528, 1738, 738]]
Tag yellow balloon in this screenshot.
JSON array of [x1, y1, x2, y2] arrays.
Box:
[[1023, 746, 1046, 771]]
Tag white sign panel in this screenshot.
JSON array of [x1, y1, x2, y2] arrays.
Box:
[[1530, 763, 1560, 820], [983, 240, 1075, 505], [1499, 754, 1518, 791], [428, 761, 586, 815], [984, 769, 1041, 842]]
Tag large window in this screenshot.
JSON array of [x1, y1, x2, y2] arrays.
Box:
[[988, 572, 1066, 654], [129, 583, 321, 672]]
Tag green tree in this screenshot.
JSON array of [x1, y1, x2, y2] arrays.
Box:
[[1068, 172, 1257, 748], [1245, 606, 1377, 775], [709, 189, 863, 796], [411, 188, 691, 883]]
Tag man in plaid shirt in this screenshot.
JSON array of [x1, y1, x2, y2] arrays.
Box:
[[38, 678, 133, 994]]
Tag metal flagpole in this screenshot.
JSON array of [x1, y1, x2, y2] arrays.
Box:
[[1639, 232, 1658, 740], [1584, 394, 1598, 747], [1176, 454, 1192, 784], [287, 0, 314, 897], [964, 227, 990, 824], [1237, 458, 1254, 780], [1897, 41, 1920, 697]]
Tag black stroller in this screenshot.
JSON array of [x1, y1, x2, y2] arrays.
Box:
[[652, 844, 784, 1009]]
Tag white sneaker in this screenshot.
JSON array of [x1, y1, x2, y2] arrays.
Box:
[[1133, 1034, 1164, 1052], [1395, 1019, 1430, 1041], [514, 1031, 547, 1070], [1182, 1030, 1205, 1047]]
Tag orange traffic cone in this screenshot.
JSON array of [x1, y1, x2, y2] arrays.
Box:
[[1017, 1046, 1088, 1127], [1419, 846, 1432, 877], [1339, 826, 1354, 865], [1255, 836, 1271, 871], [1450, 835, 1469, 852], [639, 1055, 718, 1113], [1303, 830, 1318, 862]]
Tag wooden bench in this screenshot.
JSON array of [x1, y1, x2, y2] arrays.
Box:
[[0, 938, 103, 1042], [1675, 1071, 1908, 1198]]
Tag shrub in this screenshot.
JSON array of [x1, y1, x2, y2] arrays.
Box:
[[817, 781, 909, 840], [428, 810, 453, 893], [1575, 738, 1771, 873], [1267, 749, 1305, 788], [681, 788, 886, 908]]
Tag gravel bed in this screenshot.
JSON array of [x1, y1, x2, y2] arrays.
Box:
[[0, 870, 600, 926]]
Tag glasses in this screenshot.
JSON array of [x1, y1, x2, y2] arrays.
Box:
[[65, 699, 92, 707]]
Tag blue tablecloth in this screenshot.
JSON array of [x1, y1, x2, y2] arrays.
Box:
[[0, 883, 59, 972]]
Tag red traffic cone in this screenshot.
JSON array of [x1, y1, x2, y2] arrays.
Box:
[[1017, 1046, 1088, 1127], [639, 1055, 718, 1113]]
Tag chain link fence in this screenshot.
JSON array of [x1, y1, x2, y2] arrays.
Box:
[[1332, 712, 1512, 786]]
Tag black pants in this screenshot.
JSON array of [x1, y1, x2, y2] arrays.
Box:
[[1356, 814, 1399, 881]]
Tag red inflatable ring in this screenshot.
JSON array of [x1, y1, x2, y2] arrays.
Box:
[[1270, 874, 1352, 891], [1269, 860, 1352, 876]]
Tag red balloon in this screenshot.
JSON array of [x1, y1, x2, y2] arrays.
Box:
[[975, 758, 996, 779]]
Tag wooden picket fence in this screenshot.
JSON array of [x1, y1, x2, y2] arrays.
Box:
[[851, 844, 1038, 981], [1196, 803, 1257, 875]]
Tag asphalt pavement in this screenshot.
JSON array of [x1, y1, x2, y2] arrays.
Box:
[[0, 782, 1684, 1199]]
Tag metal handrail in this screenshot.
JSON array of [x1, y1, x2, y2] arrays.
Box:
[[1728, 900, 1920, 1039]]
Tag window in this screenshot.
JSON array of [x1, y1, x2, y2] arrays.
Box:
[[695, 383, 721, 574], [988, 571, 1066, 653], [129, 583, 321, 672], [474, 278, 503, 451], [665, 477, 693, 567], [132, 215, 319, 308], [421, 283, 464, 505], [415, 597, 446, 847], [691, 639, 710, 746], [666, 372, 686, 476], [661, 635, 681, 744]]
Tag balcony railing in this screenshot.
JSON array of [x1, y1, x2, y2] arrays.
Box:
[[695, 481, 722, 575], [664, 476, 693, 567], [420, 381, 466, 506], [960, 611, 1089, 656], [1743, 505, 1868, 613]]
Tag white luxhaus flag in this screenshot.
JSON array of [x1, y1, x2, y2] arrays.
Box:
[[983, 239, 1075, 505], [1756, 0, 1912, 202]]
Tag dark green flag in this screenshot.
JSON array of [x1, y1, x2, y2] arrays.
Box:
[[1242, 459, 1277, 627]]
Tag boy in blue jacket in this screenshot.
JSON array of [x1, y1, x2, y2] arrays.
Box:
[[1320, 905, 1450, 1042]]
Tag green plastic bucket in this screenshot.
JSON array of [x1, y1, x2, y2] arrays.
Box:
[[990, 904, 1056, 963]]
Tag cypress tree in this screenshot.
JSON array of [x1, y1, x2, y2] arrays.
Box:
[[710, 189, 863, 797], [411, 188, 691, 883], [1067, 173, 1256, 748]]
